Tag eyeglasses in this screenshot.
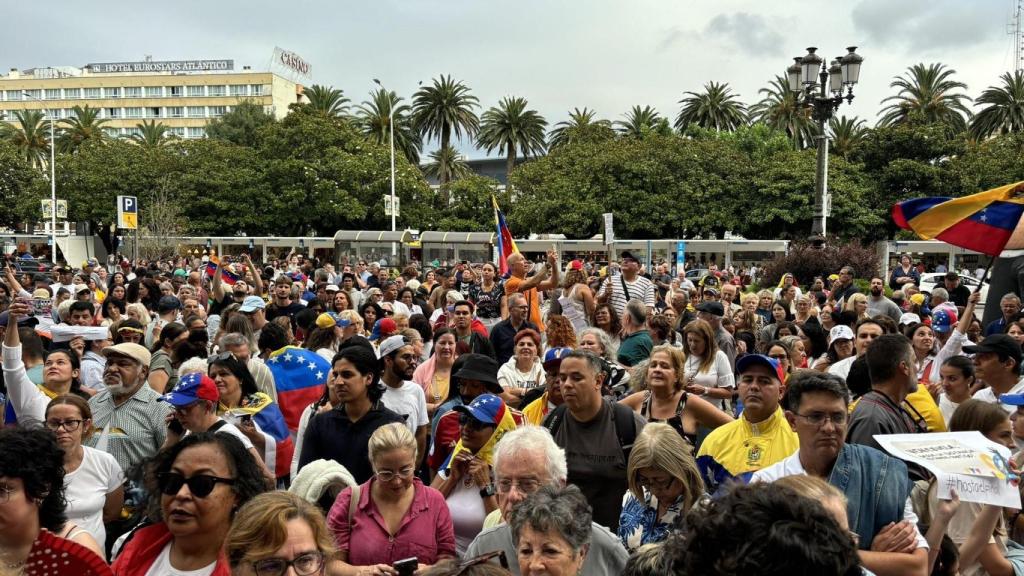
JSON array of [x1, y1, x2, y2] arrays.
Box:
[[636, 474, 676, 491], [45, 419, 83, 432], [459, 414, 495, 431], [496, 478, 541, 494], [251, 552, 324, 576], [375, 466, 415, 482], [157, 472, 235, 498], [793, 411, 847, 427], [455, 550, 509, 574]]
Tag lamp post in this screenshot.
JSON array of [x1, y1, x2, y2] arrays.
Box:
[[372, 79, 397, 258], [21, 92, 58, 264], [785, 47, 864, 239]]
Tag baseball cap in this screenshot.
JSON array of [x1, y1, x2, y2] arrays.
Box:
[[569, 259, 583, 271], [931, 304, 958, 334], [620, 251, 639, 263], [315, 312, 350, 330], [695, 301, 725, 317], [453, 394, 506, 426], [378, 334, 412, 358], [32, 288, 51, 299], [964, 334, 1023, 367], [369, 318, 398, 341], [736, 354, 786, 383], [239, 296, 266, 313], [159, 372, 219, 407], [543, 347, 573, 367], [73, 284, 90, 294], [325, 284, 340, 293], [102, 342, 152, 366], [898, 313, 922, 327], [158, 295, 182, 312], [829, 325, 855, 343], [453, 354, 503, 393], [172, 269, 188, 278]]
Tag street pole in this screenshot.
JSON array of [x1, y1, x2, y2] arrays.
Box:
[[812, 72, 829, 238], [23, 92, 57, 264], [373, 78, 398, 259]]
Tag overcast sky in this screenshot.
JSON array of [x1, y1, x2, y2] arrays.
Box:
[[4, 0, 1018, 158]]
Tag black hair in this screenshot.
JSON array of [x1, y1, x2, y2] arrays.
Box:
[[772, 322, 798, 341], [0, 427, 67, 531], [398, 287, 416, 301], [257, 321, 289, 353], [208, 354, 259, 398], [359, 302, 384, 324], [102, 297, 127, 318], [409, 314, 433, 343], [43, 348, 87, 400], [845, 355, 873, 399], [332, 345, 385, 403], [146, 432, 268, 520], [19, 327, 45, 361], [152, 322, 187, 353], [295, 308, 319, 332], [453, 299, 475, 312], [683, 482, 860, 576], [800, 321, 828, 359], [783, 370, 851, 413], [942, 355, 976, 381], [770, 300, 794, 323], [68, 300, 95, 317], [865, 334, 913, 383]]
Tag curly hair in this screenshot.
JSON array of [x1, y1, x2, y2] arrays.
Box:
[[0, 427, 67, 531], [508, 484, 592, 554], [146, 432, 268, 521], [591, 302, 622, 337], [545, 315, 577, 348]]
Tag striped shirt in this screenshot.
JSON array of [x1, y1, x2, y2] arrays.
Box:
[[598, 274, 656, 317], [87, 384, 170, 473]]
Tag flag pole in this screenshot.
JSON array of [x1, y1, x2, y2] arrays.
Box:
[[974, 259, 994, 294]]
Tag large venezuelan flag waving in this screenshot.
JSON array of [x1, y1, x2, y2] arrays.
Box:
[[493, 195, 519, 275], [892, 181, 1024, 256]]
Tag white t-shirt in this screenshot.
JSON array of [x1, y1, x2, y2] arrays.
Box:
[[437, 468, 489, 557], [827, 355, 856, 380], [381, 380, 429, 434], [685, 350, 735, 411], [64, 446, 124, 550], [938, 394, 960, 428], [752, 450, 928, 550], [972, 378, 1024, 413], [145, 541, 217, 576]]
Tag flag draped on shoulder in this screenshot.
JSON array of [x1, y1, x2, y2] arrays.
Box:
[[493, 195, 519, 275], [203, 255, 241, 285], [267, 346, 330, 433], [892, 181, 1024, 256]]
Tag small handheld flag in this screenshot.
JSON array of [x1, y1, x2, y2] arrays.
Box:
[[892, 181, 1024, 256], [493, 196, 519, 275], [204, 255, 241, 285]]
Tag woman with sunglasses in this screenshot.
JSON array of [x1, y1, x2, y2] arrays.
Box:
[[328, 423, 455, 575], [227, 491, 336, 576], [45, 395, 124, 557], [112, 433, 267, 575], [618, 423, 705, 554], [431, 393, 517, 557]]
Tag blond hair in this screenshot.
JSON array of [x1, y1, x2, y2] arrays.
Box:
[[339, 309, 363, 331], [647, 344, 686, 392], [627, 423, 703, 511], [774, 474, 846, 505], [368, 422, 417, 463], [226, 491, 336, 569], [126, 302, 151, 327]]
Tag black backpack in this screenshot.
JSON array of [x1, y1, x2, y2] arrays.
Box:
[[543, 402, 637, 464]]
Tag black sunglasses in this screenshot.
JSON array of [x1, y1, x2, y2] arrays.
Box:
[[157, 472, 235, 498], [458, 413, 494, 431]]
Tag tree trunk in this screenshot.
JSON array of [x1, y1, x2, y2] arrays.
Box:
[[506, 148, 516, 188], [439, 128, 451, 206]]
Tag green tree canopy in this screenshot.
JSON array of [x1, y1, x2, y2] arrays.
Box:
[[477, 96, 547, 178], [674, 81, 748, 132], [205, 100, 276, 148]]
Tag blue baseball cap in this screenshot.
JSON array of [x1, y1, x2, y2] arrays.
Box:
[[453, 393, 506, 425], [159, 372, 219, 407], [543, 347, 573, 367], [736, 354, 786, 383]]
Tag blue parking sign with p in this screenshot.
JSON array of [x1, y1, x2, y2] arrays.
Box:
[[117, 195, 138, 229]]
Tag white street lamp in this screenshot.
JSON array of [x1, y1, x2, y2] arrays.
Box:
[[22, 91, 57, 264]]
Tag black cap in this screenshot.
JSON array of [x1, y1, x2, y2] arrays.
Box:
[[157, 295, 182, 312], [695, 301, 725, 317], [620, 251, 639, 263], [964, 334, 1022, 368], [452, 353, 503, 393]]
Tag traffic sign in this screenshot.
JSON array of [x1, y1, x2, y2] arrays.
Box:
[[117, 195, 138, 229]]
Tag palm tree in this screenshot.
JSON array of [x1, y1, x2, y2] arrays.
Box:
[[57, 105, 108, 152], [969, 70, 1024, 140], [357, 88, 422, 164], [878, 63, 972, 131], [674, 82, 747, 132], [423, 145, 472, 191], [476, 96, 548, 178], [412, 75, 480, 196], [749, 75, 814, 149], [0, 109, 50, 168], [828, 115, 867, 158], [303, 84, 350, 117], [616, 105, 664, 138], [129, 120, 175, 148], [548, 107, 614, 149]]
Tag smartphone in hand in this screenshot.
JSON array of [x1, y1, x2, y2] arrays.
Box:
[[393, 558, 417, 576]]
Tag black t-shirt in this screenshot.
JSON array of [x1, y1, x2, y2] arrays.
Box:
[[265, 300, 306, 325], [947, 284, 972, 308], [298, 403, 404, 484]]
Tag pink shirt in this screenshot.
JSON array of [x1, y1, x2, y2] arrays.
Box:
[[328, 478, 456, 566]]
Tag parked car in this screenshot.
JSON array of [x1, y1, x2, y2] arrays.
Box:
[[685, 268, 711, 281], [9, 256, 54, 275], [919, 273, 988, 310]]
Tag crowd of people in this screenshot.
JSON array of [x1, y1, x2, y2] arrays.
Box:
[[0, 248, 1021, 575]]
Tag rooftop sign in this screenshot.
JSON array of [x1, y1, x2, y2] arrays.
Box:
[[85, 60, 234, 73]]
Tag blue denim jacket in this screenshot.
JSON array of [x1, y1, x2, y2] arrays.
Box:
[[829, 443, 911, 550]]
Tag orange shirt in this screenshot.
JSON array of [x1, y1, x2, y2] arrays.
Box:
[[505, 275, 545, 332]]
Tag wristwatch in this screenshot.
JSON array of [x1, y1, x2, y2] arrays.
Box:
[[479, 484, 497, 498]]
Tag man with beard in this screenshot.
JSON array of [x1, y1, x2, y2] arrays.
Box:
[[866, 277, 902, 323], [379, 335, 429, 462]]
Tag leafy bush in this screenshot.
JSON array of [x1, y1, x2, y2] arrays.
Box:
[[759, 241, 880, 289]]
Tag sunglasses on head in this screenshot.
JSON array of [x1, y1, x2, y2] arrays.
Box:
[[157, 472, 234, 498]]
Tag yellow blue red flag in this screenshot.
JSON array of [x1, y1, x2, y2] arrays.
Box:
[[892, 181, 1024, 256], [493, 196, 519, 275]]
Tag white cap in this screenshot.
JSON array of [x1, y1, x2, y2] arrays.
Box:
[[829, 325, 855, 343]]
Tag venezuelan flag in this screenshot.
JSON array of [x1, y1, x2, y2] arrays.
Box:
[[266, 346, 330, 433], [493, 195, 519, 275], [892, 181, 1024, 256], [222, 393, 294, 479], [204, 255, 241, 285]]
